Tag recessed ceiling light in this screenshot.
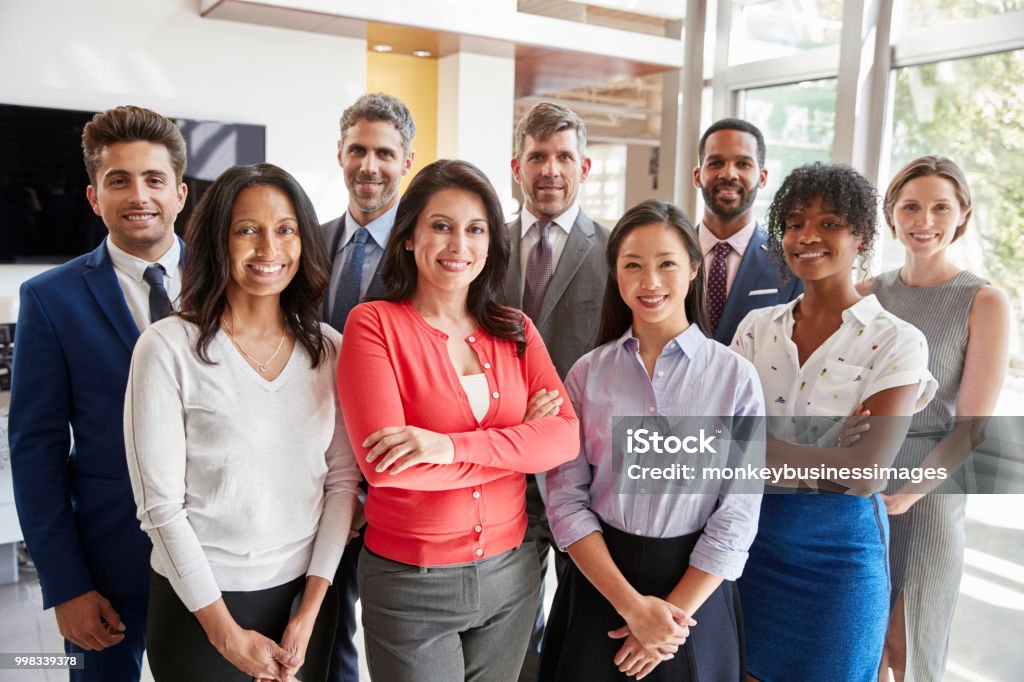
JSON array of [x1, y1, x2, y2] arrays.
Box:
[[412, 50, 432, 58], [373, 44, 393, 53]]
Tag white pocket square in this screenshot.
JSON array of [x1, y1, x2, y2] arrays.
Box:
[[748, 288, 778, 296]]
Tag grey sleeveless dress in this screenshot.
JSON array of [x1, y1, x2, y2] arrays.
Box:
[[872, 268, 988, 682]]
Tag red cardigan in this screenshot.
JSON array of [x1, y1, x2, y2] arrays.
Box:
[[337, 300, 579, 566]]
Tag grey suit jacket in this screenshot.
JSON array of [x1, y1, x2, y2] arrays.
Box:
[[503, 210, 611, 380]]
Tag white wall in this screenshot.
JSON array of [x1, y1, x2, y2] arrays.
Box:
[[0, 0, 367, 295], [437, 52, 516, 218]]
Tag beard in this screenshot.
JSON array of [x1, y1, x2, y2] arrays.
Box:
[[702, 181, 758, 219], [346, 173, 399, 215]]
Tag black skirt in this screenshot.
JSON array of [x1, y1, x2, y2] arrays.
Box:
[[146, 570, 337, 681], [539, 521, 745, 682]]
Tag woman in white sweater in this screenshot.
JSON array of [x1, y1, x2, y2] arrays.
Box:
[[125, 163, 360, 681]]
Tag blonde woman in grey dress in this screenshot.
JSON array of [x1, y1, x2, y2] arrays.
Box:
[[858, 156, 1010, 682]]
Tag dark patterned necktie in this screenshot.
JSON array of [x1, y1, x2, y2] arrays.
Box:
[[707, 241, 732, 336], [142, 264, 172, 323], [522, 221, 553, 322], [331, 227, 369, 331]]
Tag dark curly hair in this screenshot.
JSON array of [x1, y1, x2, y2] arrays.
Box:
[[766, 162, 878, 282], [379, 159, 526, 355], [180, 163, 331, 367]]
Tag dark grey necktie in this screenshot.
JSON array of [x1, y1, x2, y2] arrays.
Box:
[[523, 221, 553, 322], [142, 264, 173, 323]]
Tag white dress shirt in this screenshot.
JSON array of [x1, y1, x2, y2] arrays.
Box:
[[731, 295, 937, 444], [519, 204, 580, 294], [106, 236, 181, 333]]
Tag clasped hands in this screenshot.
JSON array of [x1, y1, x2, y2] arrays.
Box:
[[363, 388, 564, 474], [214, 616, 313, 682], [612, 595, 696, 679]]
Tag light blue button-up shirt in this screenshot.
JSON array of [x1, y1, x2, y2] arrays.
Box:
[[546, 324, 765, 580]]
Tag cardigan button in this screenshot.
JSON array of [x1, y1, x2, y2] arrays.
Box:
[[476, 548, 484, 557], [492, 391, 499, 399], [468, 336, 476, 343], [475, 525, 482, 533], [472, 491, 481, 499], [484, 362, 491, 369]]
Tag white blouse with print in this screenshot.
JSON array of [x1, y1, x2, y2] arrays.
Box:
[[731, 294, 937, 444]]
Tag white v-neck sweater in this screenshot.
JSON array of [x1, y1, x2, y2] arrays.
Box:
[[124, 317, 360, 612]]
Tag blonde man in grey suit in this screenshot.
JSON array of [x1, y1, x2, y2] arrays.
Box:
[[503, 102, 610, 681]]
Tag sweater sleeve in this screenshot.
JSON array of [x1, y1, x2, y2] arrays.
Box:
[[124, 325, 220, 612], [338, 304, 515, 491], [306, 334, 362, 582], [449, 317, 580, 473]]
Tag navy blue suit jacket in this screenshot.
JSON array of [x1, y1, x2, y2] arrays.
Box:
[[8, 239, 184, 609], [712, 225, 803, 345]]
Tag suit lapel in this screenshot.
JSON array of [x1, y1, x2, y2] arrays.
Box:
[[537, 212, 594, 326], [82, 242, 139, 351], [717, 225, 771, 342], [322, 214, 346, 319], [504, 218, 524, 308]]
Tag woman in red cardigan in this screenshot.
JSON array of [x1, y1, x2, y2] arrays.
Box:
[[337, 159, 580, 681]]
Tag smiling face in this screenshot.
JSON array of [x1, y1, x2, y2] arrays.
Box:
[[511, 129, 591, 220], [226, 185, 302, 303], [86, 140, 186, 261], [892, 175, 966, 256], [694, 129, 767, 228], [407, 187, 490, 301], [781, 194, 863, 284], [615, 223, 699, 335], [338, 118, 414, 224]]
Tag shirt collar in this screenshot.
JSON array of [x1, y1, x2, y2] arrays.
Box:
[[343, 202, 398, 251], [106, 236, 180, 282], [699, 218, 757, 257], [521, 204, 578, 240], [615, 323, 707, 360], [771, 293, 884, 327]]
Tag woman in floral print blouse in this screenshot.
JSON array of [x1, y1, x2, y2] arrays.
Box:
[[730, 162, 937, 682]]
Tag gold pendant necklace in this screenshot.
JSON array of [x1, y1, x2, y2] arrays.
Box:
[[224, 319, 287, 373]]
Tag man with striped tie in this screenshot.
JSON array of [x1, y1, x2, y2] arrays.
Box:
[[321, 92, 416, 682], [503, 102, 610, 682]]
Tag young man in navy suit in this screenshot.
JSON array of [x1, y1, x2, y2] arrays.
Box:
[[693, 118, 803, 344], [9, 105, 187, 681], [323, 92, 416, 682]]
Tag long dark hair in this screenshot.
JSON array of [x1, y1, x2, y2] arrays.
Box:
[[180, 163, 331, 366], [380, 159, 525, 355], [596, 199, 708, 346]]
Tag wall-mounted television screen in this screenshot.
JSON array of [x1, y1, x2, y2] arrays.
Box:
[[0, 103, 266, 263]]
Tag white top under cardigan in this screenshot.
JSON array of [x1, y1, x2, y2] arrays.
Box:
[[124, 317, 360, 612]]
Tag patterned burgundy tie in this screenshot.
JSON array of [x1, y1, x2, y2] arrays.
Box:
[[707, 241, 732, 336], [522, 220, 553, 322]]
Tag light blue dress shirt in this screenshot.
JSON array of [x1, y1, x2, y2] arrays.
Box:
[[546, 324, 765, 580], [326, 203, 398, 314]]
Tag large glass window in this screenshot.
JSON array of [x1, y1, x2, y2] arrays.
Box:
[[737, 78, 837, 220], [888, 49, 1024, 412], [729, 0, 844, 65], [579, 143, 627, 226], [896, 0, 1024, 33]]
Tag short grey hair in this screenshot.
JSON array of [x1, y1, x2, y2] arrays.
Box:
[[339, 93, 416, 156], [514, 102, 587, 159]]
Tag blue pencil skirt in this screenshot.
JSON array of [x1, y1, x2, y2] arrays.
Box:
[[738, 493, 890, 682]]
